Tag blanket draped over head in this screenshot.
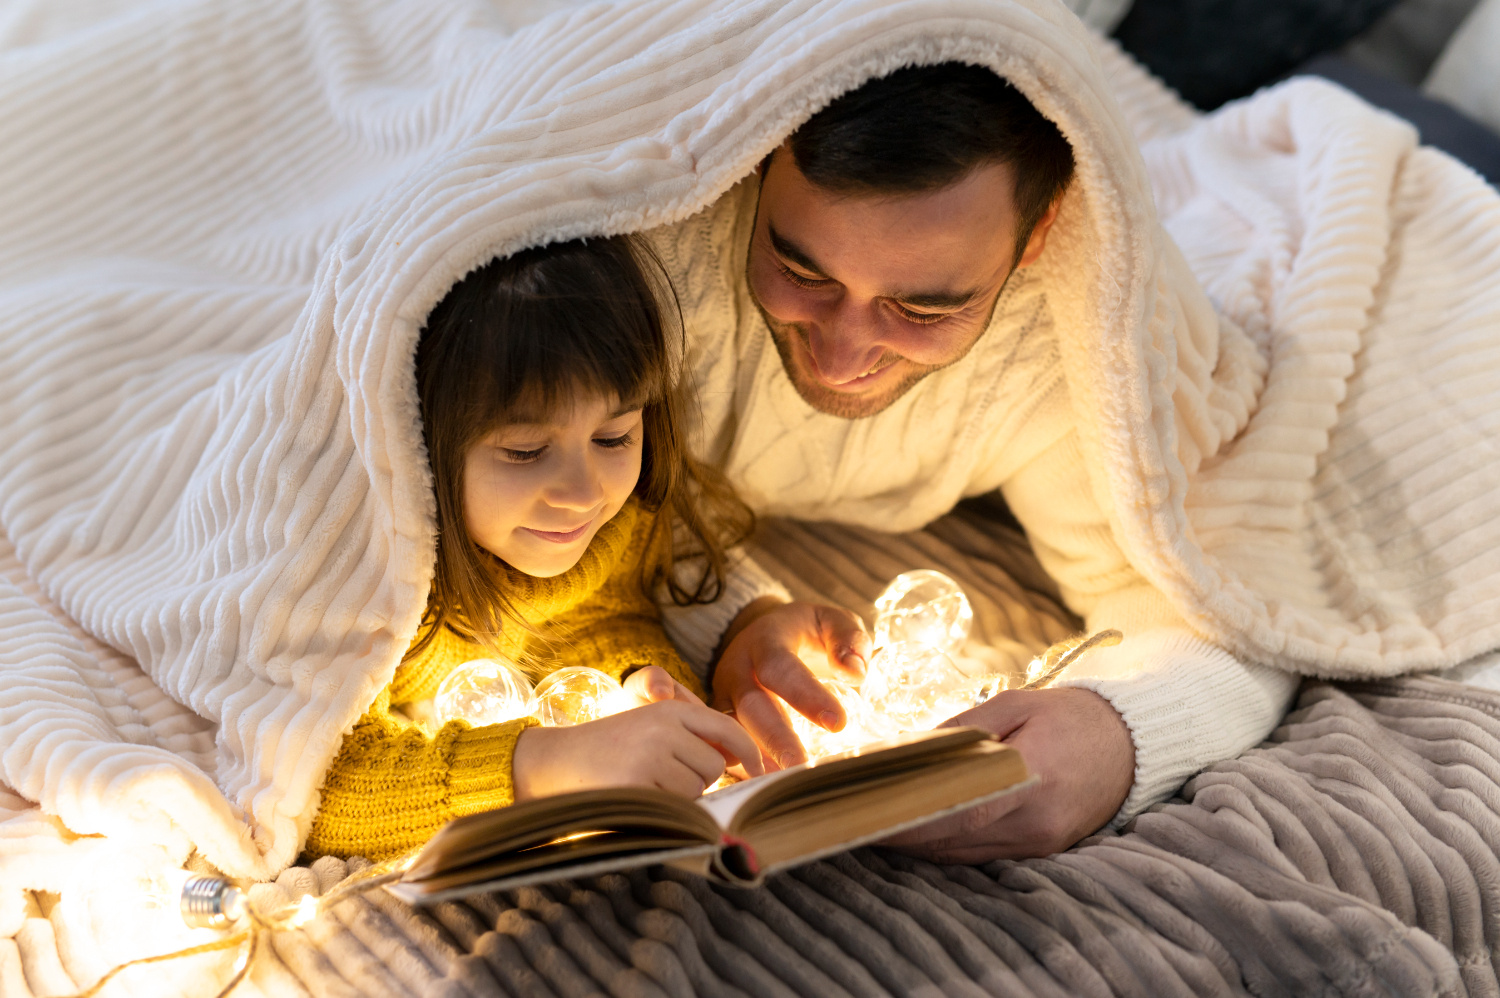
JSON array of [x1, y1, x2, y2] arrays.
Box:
[[0, 0, 1496, 952]]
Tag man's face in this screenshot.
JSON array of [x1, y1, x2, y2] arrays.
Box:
[[746, 146, 1055, 418]]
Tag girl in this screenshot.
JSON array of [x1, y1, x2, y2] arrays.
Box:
[[305, 235, 767, 861]]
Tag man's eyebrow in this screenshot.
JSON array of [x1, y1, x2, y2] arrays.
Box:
[[768, 225, 827, 275], [892, 288, 982, 310]]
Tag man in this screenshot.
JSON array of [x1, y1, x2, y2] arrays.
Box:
[[648, 63, 1299, 860]]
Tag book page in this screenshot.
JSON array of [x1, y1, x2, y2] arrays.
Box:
[[695, 727, 993, 831], [742, 740, 1029, 872], [405, 787, 718, 882], [696, 767, 795, 829]]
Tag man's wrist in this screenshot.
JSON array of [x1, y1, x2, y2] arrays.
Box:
[[707, 595, 786, 689]]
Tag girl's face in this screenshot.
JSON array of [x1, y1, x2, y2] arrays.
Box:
[[464, 392, 644, 578]]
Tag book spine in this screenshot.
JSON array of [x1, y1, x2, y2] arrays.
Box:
[[711, 835, 760, 886]]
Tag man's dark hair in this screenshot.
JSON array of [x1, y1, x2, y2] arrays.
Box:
[[790, 62, 1075, 262]]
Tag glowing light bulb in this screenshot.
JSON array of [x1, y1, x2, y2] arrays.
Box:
[[533, 666, 625, 726], [284, 894, 320, 930], [787, 679, 891, 760], [873, 570, 973, 655], [435, 658, 536, 726], [143, 866, 195, 912], [861, 641, 971, 732]]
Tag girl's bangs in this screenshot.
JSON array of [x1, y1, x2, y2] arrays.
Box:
[[483, 295, 670, 429]]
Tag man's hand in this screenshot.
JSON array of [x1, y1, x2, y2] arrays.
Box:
[[883, 687, 1134, 861], [712, 597, 871, 771]]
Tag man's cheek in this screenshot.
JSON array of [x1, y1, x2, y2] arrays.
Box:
[[886, 319, 984, 369], [748, 261, 813, 323]]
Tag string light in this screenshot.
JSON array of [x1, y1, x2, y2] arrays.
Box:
[[781, 572, 1124, 762], [435, 657, 535, 726], [105, 577, 1125, 995], [533, 666, 630, 726], [860, 641, 975, 733], [434, 659, 633, 728], [872, 570, 973, 656], [179, 874, 247, 929], [78, 857, 408, 998]]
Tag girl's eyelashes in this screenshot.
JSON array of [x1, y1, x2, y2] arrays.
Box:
[[494, 430, 637, 462], [593, 431, 636, 450], [501, 446, 546, 463]]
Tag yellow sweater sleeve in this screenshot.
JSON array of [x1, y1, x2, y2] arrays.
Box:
[[303, 684, 537, 862]]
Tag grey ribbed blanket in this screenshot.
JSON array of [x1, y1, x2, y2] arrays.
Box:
[[244, 510, 1498, 997]]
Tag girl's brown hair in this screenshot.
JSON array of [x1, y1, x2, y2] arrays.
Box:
[[411, 235, 751, 659]]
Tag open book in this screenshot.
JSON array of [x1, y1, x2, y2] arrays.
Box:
[[389, 726, 1030, 905]]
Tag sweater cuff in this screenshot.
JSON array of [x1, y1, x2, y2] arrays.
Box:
[[659, 550, 791, 680], [1050, 628, 1300, 826], [445, 718, 536, 818]]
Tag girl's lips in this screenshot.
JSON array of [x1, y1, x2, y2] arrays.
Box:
[[523, 522, 592, 544]]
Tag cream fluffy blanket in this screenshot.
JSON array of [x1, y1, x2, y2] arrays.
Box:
[[0, 0, 1497, 984]]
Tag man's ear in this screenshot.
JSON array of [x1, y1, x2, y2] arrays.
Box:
[[1016, 194, 1063, 268]]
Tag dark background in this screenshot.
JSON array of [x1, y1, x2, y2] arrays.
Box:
[[1107, 0, 1500, 183]]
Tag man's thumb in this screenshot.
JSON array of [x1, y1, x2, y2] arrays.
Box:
[[944, 688, 1032, 739]]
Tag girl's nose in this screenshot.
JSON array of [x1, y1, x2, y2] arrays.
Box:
[[545, 453, 604, 511]]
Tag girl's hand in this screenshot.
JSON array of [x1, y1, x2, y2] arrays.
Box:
[[711, 598, 871, 771], [620, 664, 703, 708], [511, 696, 764, 801]]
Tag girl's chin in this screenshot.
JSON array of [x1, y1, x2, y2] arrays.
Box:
[[497, 534, 594, 578]]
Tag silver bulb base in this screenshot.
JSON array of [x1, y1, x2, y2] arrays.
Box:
[[180, 874, 245, 929]]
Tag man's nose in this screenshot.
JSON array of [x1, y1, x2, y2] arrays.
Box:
[[807, 306, 886, 384]]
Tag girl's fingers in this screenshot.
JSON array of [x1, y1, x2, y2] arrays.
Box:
[[676, 700, 766, 777], [623, 665, 677, 703], [650, 756, 709, 799], [669, 732, 730, 791], [623, 666, 707, 706]]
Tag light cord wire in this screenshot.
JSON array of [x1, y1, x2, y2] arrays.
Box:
[[1018, 629, 1123, 690], [64, 859, 408, 998]]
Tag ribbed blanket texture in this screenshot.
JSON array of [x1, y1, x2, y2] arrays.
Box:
[[1, 0, 1498, 989]]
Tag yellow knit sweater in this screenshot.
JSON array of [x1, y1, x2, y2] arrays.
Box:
[[304, 499, 703, 861]]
